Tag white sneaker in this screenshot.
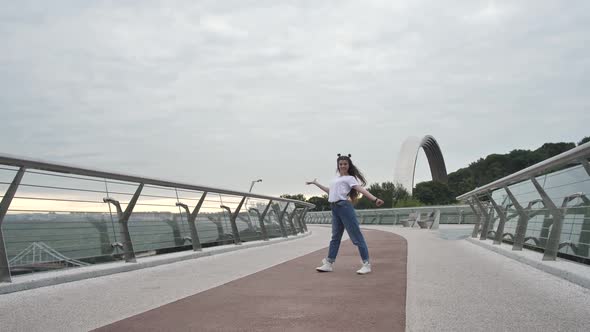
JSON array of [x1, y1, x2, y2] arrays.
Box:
[[356, 262, 371, 275], [316, 258, 333, 272]]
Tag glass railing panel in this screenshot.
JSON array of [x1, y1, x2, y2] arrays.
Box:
[[235, 212, 260, 242], [218, 193, 259, 242], [523, 208, 549, 248], [540, 165, 590, 258], [274, 201, 293, 234], [0, 155, 315, 280], [485, 164, 590, 259], [307, 205, 478, 226], [126, 185, 191, 254], [541, 165, 589, 204], [243, 198, 275, 240], [263, 207, 283, 238], [3, 171, 116, 275]]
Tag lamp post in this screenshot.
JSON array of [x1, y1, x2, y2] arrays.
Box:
[[249, 179, 262, 193]]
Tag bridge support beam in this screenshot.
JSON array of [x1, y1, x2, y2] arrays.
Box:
[[467, 199, 482, 238], [0, 167, 26, 283], [488, 193, 508, 245], [286, 208, 299, 235], [504, 187, 530, 251], [580, 158, 590, 177], [103, 183, 144, 263], [530, 177, 563, 261], [176, 192, 208, 251], [474, 197, 491, 240], [273, 203, 290, 238], [300, 207, 309, 232], [249, 200, 272, 241], [220, 196, 247, 245]]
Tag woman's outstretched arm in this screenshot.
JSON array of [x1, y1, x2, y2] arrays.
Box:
[[306, 178, 329, 194], [353, 185, 384, 207]]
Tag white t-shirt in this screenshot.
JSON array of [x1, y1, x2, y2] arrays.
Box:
[[328, 175, 359, 202]]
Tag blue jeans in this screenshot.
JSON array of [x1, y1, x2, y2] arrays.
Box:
[[327, 200, 370, 263]]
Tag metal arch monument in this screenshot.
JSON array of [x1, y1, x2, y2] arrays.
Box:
[[393, 135, 448, 194]]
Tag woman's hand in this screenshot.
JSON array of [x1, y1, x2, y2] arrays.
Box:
[[375, 198, 384, 207], [307, 179, 329, 194]]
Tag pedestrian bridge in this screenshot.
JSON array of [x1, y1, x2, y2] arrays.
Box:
[[1, 143, 590, 331]]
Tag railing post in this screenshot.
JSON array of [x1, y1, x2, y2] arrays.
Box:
[[458, 209, 464, 224], [411, 209, 419, 228], [219, 205, 240, 244], [292, 207, 302, 233], [580, 158, 590, 176], [286, 208, 299, 235], [558, 193, 588, 255], [0, 167, 26, 283], [298, 207, 307, 232], [488, 193, 508, 245], [296, 207, 306, 233], [467, 198, 482, 238], [249, 200, 272, 241], [530, 177, 563, 261], [273, 203, 289, 238], [430, 209, 441, 230], [220, 196, 247, 245], [572, 194, 590, 256], [504, 187, 530, 251], [176, 191, 207, 251], [473, 197, 491, 240], [300, 207, 309, 231], [103, 183, 144, 263]]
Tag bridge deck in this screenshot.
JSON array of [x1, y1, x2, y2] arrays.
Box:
[[94, 229, 406, 331], [1, 225, 590, 331]]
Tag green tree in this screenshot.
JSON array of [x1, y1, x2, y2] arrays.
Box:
[[413, 181, 455, 205], [307, 195, 330, 211], [534, 142, 575, 161], [447, 141, 577, 197], [394, 197, 423, 208], [578, 136, 590, 146], [280, 194, 306, 201], [355, 182, 410, 209]]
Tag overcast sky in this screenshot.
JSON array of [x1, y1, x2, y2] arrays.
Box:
[[1, 0, 589, 198]]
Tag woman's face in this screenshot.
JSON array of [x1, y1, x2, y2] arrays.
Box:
[[338, 159, 349, 175]]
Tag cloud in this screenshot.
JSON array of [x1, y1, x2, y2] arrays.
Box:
[[1, 0, 589, 197]]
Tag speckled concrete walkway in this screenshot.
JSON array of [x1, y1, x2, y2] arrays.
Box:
[[363, 225, 590, 332]]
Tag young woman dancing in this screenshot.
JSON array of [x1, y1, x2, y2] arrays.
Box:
[[306, 154, 384, 274]]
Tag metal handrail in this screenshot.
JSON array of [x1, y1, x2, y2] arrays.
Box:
[[0, 153, 315, 209], [454, 142, 590, 262], [456, 141, 590, 200], [0, 152, 315, 283]]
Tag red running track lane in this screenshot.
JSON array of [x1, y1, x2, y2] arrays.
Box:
[[94, 229, 407, 331]]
